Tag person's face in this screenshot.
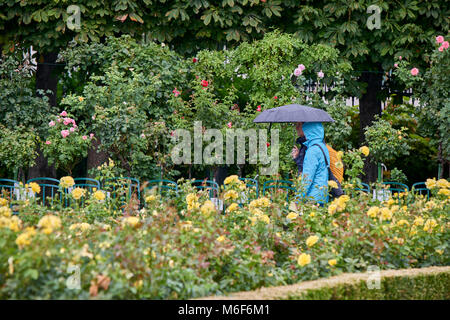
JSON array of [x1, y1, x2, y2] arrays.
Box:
[[295, 122, 304, 137]]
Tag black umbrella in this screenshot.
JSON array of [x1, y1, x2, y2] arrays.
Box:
[[253, 104, 335, 123], [253, 104, 334, 146]]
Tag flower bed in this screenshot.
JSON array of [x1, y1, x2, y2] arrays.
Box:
[[0, 176, 448, 299]]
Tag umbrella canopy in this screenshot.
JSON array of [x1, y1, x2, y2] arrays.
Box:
[[253, 104, 335, 123]]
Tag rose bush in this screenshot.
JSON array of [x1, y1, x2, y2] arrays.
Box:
[[0, 174, 448, 299]]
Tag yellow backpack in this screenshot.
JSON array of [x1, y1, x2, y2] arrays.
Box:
[[326, 144, 344, 184]]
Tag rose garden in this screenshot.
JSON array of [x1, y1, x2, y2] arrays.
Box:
[[0, 2, 449, 300]]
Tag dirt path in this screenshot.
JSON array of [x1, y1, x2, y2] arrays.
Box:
[[196, 266, 450, 300]]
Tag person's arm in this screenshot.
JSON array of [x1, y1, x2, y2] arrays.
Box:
[[298, 147, 319, 199]]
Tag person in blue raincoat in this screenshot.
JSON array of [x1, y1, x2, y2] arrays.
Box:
[[291, 122, 329, 204]]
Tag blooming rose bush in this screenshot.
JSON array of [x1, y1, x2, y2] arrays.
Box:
[[0, 173, 448, 299], [41, 112, 92, 175]]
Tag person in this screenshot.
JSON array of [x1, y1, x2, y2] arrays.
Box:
[[291, 122, 329, 204]]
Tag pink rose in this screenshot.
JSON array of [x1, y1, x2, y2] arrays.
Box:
[[442, 41, 449, 49], [317, 70, 324, 78], [439, 46, 444, 52], [293, 68, 302, 76], [436, 35, 444, 44], [45, 141, 51, 145], [49, 121, 55, 127], [61, 130, 70, 138], [394, 63, 398, 68], [82, 136, 87, 140], [140, 133, 145, 138], [170, 131, 175, 137], [172, 88, 181, 97], [398, 56, 402, 60], [298, 64, 305, 71], [63, 118, 71, 125], [57, 117, 62, 123], [227, 122, 232, 128], [90, 133, 94, 138], [410, 68, 419, 76], [70, 127, 75, 132], [257, 105, 261, 112], [60, 111, 67, 117]]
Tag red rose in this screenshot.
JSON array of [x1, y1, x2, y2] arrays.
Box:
[[266, 142, 270, 147], [257, 105, 261, 112], [201, 80, 208, 87], [193, 57, 198, 63], [274, 96, 278, 99]]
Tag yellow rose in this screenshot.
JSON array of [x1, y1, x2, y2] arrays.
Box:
[[380, 207, 392, 221], [93, 190, 106, 201], [438, 188, 450, 196], [8, 216, 22, 232], [226, 203, 239, 213], [37, 215, 62, 233], [425, 178, 437, 189], [367, 206, 380, 218], [309, 212, 316, 217], [0, 198, 8, 207], [328, 180, 338, 189], [297, 253, 311, 267], [216, 235, 226, 242], [286, 212, 298, 220], [185, 193, 198, 205], [436, 179, 449, 189], [200, 200, 216, 216], [328, 204, 338, 215], [306, 235, 319, 247], [396, 219, 409, 227], [0, 206, 12, 217], [259, 214, 271, 224], [59, 176, 75, 188], [359, 146, 370, 157], [224, 190, 239, 200], [224, 175, 239, 185], [413, 217, 424, 226], [423, 219, 437, 232], [145, 194, 157, 203], [328, 259, 337, 267], [29, 182, 41, 194], [122, 216, 140, 228], [71, 187, 86, 200]]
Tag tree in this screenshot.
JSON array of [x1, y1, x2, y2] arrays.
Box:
[[290, 0, 449, 181]]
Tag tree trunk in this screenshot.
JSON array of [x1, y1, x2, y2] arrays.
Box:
[[87, 139, 109, 177], [28, 52, 59, 179], [36, 52, 59, 107], [359, 70, 383, 183], [28, 146, 56, 180]]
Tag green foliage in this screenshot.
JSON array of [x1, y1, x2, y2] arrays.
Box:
[[0, 125, 39, 174], [394, 35, 450, 162], [389, 168, 408, 184], [364, 117, 410, 164], [0, 55, 54, 136], [288, 271, 450, 300]]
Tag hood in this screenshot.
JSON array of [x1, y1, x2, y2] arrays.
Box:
[[302, 122, 324, 147]]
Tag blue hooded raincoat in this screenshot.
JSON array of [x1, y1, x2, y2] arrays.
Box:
[[298, 122, 330, 204]]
